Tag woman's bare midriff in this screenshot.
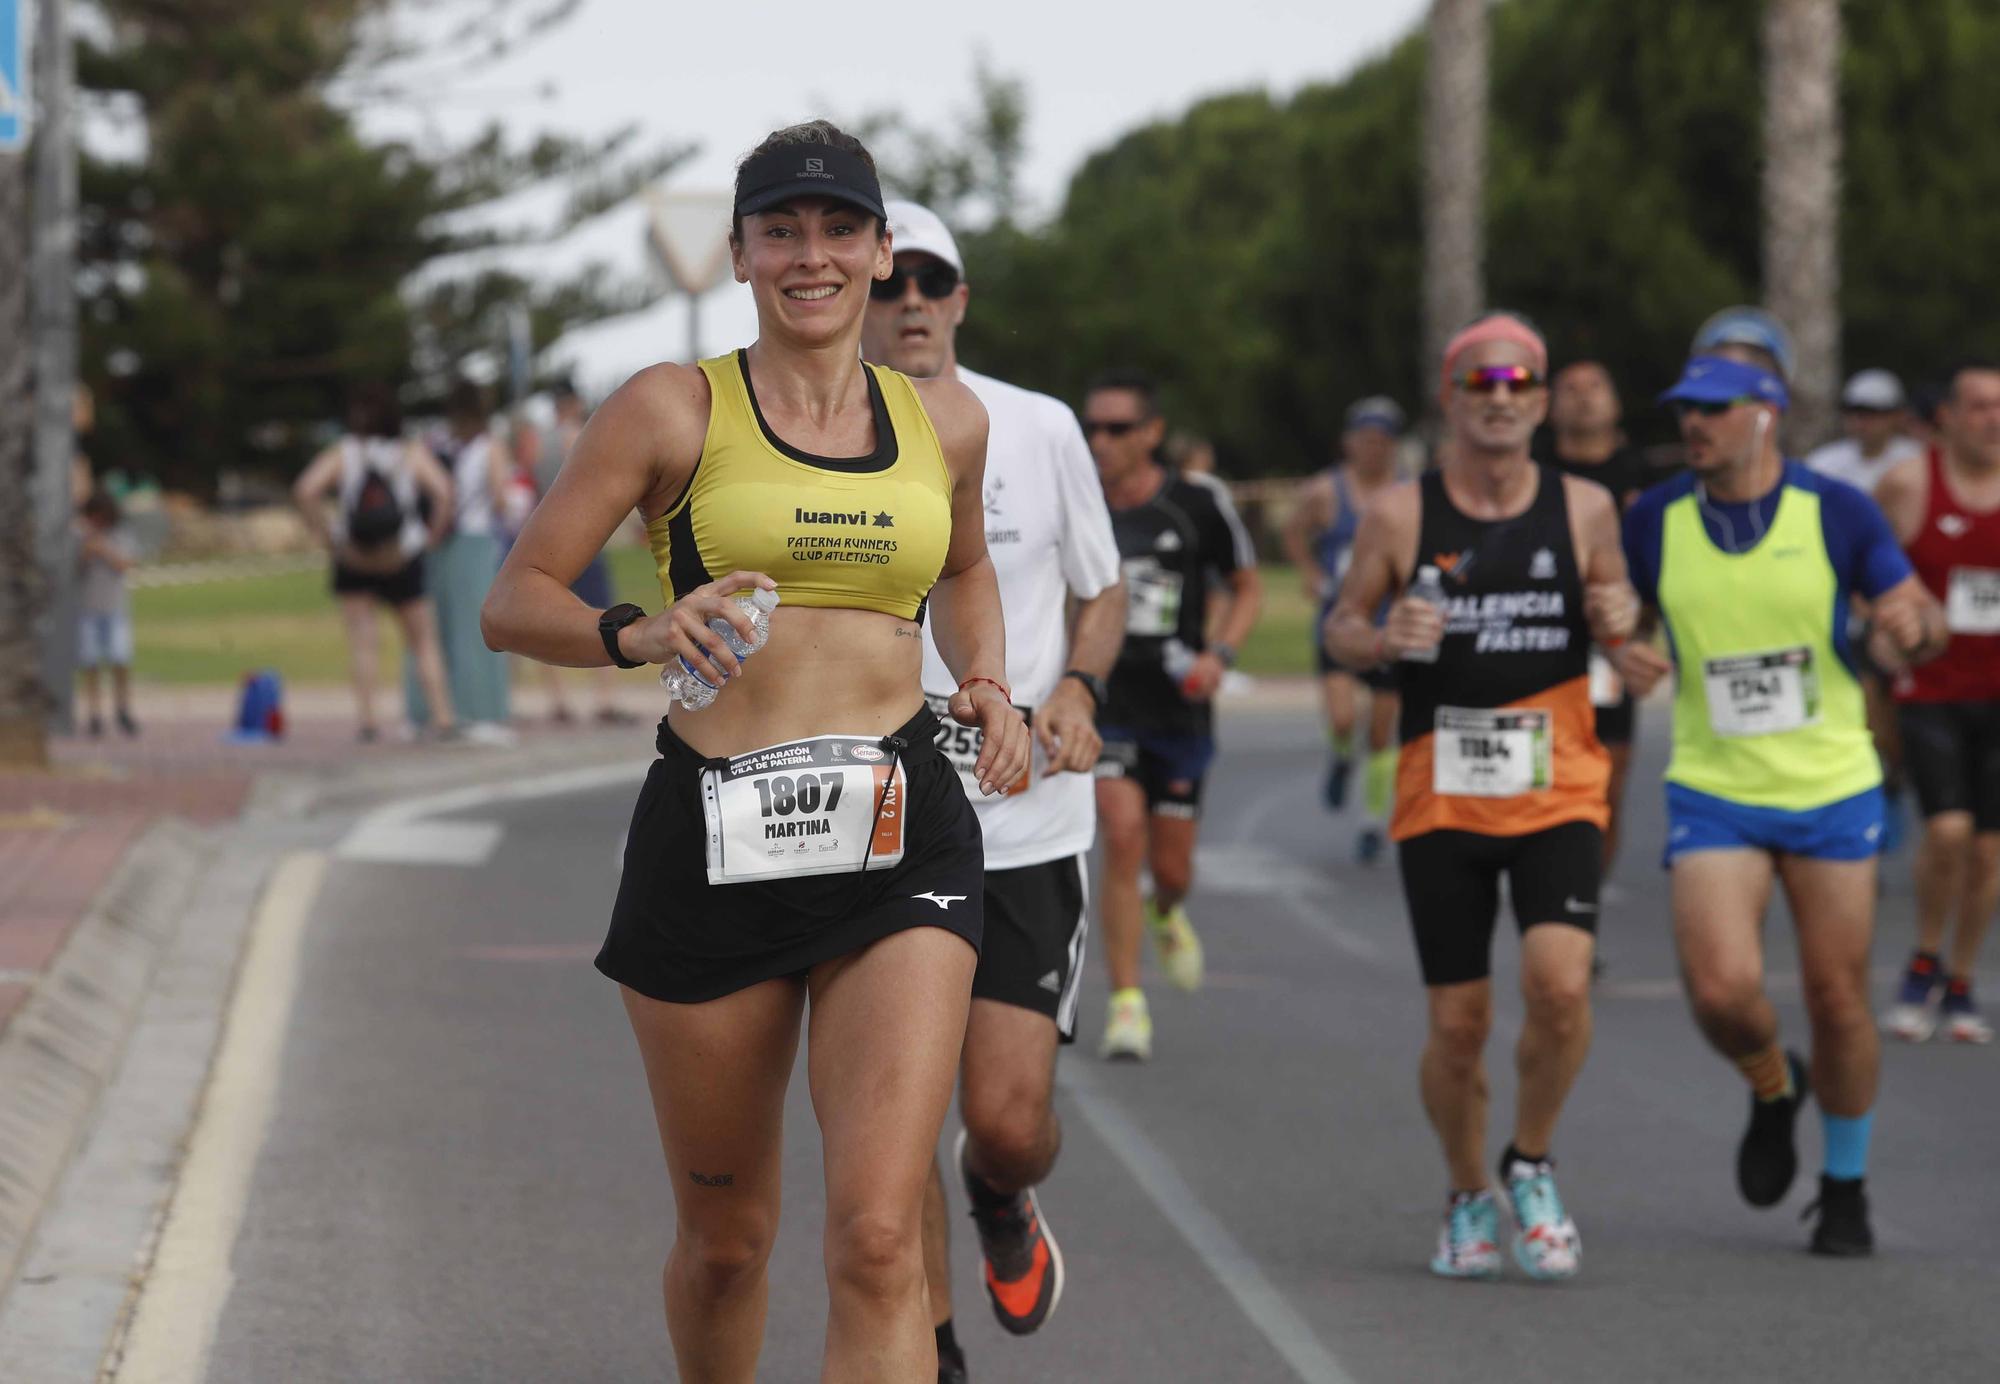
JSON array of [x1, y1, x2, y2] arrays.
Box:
[[665, 605, 930, 757]]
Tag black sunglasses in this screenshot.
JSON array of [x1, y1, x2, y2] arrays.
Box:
[[1673, 397, 1758, 418], [869, 263, 960, 302], [1082, 419, 1143, 439]]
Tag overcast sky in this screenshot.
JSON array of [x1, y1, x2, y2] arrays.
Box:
[[366, 0, 1431, 396]]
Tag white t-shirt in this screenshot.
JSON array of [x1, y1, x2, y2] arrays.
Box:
[[921, 367, 1122, 871], [1803, 435, 1924, 495], [448, 432, 498, 538]]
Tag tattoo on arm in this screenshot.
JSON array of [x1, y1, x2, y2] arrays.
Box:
[[689, 1171, 735, 1187]]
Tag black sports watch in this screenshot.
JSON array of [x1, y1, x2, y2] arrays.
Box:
[[1060, 669, 1107, 709], [599, 603, 648, 669], [1211, 642, 1238, 669]]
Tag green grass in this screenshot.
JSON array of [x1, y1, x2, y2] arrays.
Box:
[[126, 551, 1315, 684]]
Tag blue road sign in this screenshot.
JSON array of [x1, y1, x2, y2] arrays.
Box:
[[0, 0, 25, 151]]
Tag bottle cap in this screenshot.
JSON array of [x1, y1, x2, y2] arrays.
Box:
[[749, 587, 780, 612], [1417, 565, 1441, 581]]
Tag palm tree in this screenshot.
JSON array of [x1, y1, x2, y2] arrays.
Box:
[[1422, 0, 1489, 405], [1764, 0, 1843, 449], [0, 148, 46, 769]]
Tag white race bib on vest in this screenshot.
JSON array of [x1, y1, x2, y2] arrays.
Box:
[[926, 694, 1031, 798], [700, 734, 908, 885], [1433, 706, 1553, 797], [1123, 558, 1184, 637], [1702, 647, 1819, 737], [1946, 567, 2000, 635]]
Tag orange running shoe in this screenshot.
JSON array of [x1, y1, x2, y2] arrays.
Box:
[[956, 1129, 1066, 1336]]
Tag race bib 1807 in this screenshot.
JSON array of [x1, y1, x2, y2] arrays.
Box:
[[1701, 647, 1819, 737], [926, 694, 1031, 798], [1123, 557, 1184, 637], [1432, 706, 1552, 798], [1946, 567, 2000, 635], [700, 734, 907, 885]]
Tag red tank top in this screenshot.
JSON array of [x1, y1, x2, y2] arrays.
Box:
[[1899, 447, 2000, 703]]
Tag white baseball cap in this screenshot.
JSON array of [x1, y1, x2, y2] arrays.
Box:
[[884, 199, 964, 277], [1841, 369, 1905, 411]]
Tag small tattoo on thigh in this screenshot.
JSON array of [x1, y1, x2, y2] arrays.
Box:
[[689, 1171, 735, 1187]]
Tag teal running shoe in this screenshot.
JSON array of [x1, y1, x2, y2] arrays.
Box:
[[1502, 1159, 1581, 1281], [1429, 1190, 1502, 1279]]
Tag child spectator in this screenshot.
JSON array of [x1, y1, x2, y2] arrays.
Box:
[[77, 490, 139, 737]]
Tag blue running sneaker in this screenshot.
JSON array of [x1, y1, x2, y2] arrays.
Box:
[[1883, 953, 1944, 1042], [1429, 1190, 1502, 1279], [1943, 979, 1994, 1045], [1355, 825, 1385, 866], [1501, 1157, 1581, 1280]]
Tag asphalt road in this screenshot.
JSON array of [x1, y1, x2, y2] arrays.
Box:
[[133, 708, 2000, 1382]]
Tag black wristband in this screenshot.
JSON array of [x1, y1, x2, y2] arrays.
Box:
[[1212, 643, 1238, 669], [598, 603, 647, 669], [1060, 669, 1106, 709]]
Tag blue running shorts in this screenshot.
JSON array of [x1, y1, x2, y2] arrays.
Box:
[[1662, 783, 1885, 867]]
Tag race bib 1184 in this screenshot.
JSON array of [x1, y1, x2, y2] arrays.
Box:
[[700, 734, 908, 885], [1432, 706, 1552, 798]]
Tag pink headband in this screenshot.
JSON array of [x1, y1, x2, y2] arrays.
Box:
[[1441, 314, 1548, 390]]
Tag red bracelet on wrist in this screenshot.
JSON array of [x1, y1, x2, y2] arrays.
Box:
[[959, 675, 1012, 704]]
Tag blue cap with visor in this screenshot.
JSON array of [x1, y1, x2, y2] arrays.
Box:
[[1659, 355, 1790, 412]]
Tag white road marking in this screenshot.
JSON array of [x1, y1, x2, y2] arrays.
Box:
[[336, 819, 502, 866], [1060, 1060, 1358, 1384], [334, 760, 646, 866], [110, 852, 328, 1384]]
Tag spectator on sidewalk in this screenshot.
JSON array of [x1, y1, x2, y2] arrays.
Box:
[[405, 380, 514, 737], [293, 382, 459, 743], [76, 490, 139, 738]]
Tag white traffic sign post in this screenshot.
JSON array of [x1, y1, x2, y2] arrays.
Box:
[[0, 0, 26, 150], [643, 189, 732, 364]]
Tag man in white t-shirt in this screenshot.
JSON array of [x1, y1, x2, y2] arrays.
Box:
[[1806, 369, 1925, 495], [862, 200, 1125, 1379]]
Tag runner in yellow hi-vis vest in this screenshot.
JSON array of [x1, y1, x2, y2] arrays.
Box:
[[1614, 351, 1947, 1258]]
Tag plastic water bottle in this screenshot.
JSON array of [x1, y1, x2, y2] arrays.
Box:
[[1401, 565, 1447, 664], [1162, 637, 1200, 696], [661, 587, 781, 710]]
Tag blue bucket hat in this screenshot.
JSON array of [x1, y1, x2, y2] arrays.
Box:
[[1660, 355, 1790, 412]]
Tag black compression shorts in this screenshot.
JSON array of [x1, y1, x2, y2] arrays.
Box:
[[1899, 700, 2000, 832], [1396, 822, 1602, 986]]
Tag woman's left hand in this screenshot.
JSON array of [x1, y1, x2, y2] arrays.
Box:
[[948, 683, 1030, 796]]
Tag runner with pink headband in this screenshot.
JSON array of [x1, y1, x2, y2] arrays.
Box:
[[1441, 314, 1549, 392]]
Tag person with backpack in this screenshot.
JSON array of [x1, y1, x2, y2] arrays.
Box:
[[294, 381, 459, 741]]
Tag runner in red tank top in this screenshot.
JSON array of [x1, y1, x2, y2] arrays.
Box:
[[1875, 362, 2000, 1045]]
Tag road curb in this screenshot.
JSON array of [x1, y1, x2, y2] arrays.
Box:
[[0, 818, 211, 1305]]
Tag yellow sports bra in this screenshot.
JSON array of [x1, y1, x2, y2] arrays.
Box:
[[647, 351, 954, 622]]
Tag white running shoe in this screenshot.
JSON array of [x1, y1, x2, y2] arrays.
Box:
[[1100, 991, 1152, 1062], [1429, 1191, 1503, 1280], [1503, 1161, 1581, 1281], [1885, 1001, 1942, 1042], [1145, 900, 1204, 992]]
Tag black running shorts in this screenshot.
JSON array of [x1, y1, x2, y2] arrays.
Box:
[[598, 705, 984, 1004], [974, 854, 1088, 1043], [1094, 727, 1215, 819], [1396, 822, 1602, 986], [332, 555, 425, 606], [1898, 700, 2000, 832]]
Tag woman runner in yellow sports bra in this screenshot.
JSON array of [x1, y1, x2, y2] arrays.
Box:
[[482, 121, 1025, 1382]]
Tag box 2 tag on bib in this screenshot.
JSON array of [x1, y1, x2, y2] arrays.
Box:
[[1433, 706, 1553, 797], [926, 694, 1031, 797], [1946, 567, 2000, 635], [1702, 647, 1819, 737], [701, 735, 907, 885]]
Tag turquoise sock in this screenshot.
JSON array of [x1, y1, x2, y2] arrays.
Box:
[[1821, 1110, 1873, 1180]]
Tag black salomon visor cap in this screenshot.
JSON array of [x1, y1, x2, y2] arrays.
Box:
[[734, 143, 886, 222]]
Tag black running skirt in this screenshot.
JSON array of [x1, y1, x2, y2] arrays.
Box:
[[598, 704, 984, 1004]]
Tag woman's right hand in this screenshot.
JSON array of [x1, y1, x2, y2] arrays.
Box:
[[620, 571, 776, 683]]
